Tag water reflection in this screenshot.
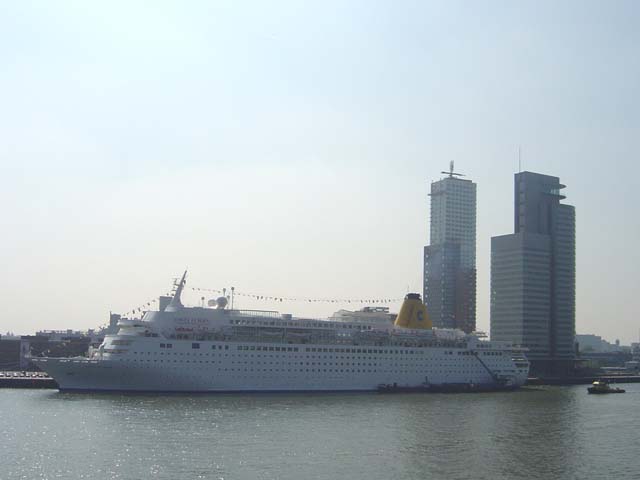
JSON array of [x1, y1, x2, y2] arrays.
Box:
[[4, 386, 640, 479]]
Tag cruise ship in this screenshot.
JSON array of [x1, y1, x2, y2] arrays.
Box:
[[33, 273, 529, 392]]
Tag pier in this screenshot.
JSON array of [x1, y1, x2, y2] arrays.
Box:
[[527, 376, 640, 386], [0, 372, 58, 389], [4, 372, 640, 390]]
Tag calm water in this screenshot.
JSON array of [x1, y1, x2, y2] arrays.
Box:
[[2, 385, 639, 480]]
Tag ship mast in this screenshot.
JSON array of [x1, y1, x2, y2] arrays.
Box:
[[166, 270, 187, 312]]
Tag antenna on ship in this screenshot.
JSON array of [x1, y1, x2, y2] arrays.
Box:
[[441, 160, 464, 178], [231, 286, 235, 310]]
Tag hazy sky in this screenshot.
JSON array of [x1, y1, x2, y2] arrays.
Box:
[[1, 1, 639, 343]]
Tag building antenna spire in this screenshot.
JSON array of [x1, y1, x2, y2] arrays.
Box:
[[441, 161, 464, 178], [518, 146, 522, 172]]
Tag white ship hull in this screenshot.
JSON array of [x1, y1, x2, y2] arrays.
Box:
[[33, 275, 529, 393], [34, 338, 528, 392]]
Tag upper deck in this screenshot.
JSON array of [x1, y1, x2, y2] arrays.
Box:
[[115, 304, 515, 352]]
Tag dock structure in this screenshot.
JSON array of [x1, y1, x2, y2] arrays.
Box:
[[526, 376, 640, 385], [0, 372, 58, 389]]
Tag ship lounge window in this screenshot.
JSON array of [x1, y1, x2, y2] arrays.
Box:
[[167, 344, 172, 348], [225, 345, 228, 350], [294, 347, 299, 352], [250, 346, 255, 350], [237, 346, 242, 351], [160, 343, 165, 348], [192, 343, 200, 349]]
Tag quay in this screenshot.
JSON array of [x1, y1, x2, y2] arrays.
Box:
[[3, 371, 639, 390], [527, 376, 640, 386], [377, 383, 518, 393], [0, 372, 58, 389]]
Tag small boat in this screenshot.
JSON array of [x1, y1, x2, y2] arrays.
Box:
[[587, 380, 625, 394]]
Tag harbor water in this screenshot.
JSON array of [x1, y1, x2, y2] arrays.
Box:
[[2, 384, 639, 480]]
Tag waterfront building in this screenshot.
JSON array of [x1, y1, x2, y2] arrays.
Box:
[[491, 171, 575, 376], [575, 334, 625, 353], [423, 163, 476, 333], [0, 338, 20, 370]]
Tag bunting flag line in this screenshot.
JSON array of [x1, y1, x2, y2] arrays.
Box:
[[123, 298, 158, 318], [189, 286, 404, 305], [124, 287, 405, 318]]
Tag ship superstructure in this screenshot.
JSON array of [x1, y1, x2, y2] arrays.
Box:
[[330, 306, 396, 325], [33, 273, 529, 392]]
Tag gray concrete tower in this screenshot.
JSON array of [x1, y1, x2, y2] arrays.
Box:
[[491, 171, 576, 375]]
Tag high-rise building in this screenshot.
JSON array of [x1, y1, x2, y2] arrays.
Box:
[[423, 163, 476, 333], [491, 171, 576, 375]]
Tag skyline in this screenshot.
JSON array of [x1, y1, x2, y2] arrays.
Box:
[[1, 1, 639, 343]]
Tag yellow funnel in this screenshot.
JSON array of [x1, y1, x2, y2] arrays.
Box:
[[394, 293, 432, 329]]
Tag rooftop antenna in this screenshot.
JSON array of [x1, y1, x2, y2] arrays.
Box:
[[518, 146, 522, 172], [441, 160, 464, 178]]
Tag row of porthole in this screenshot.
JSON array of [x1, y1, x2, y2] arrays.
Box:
[[122, 359, 428, 368], [132, 350, 445, 359], [119, 359, 487, 375], [122, 356, 491, 369], [123, 358, 479, 368], [118, 362, 489, 378], [130, 351, 450, 363]]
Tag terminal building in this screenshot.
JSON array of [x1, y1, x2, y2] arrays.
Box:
[[0, 313, 122, 371], [423, 163, 476, 333], [490, 171, 576, 376]]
